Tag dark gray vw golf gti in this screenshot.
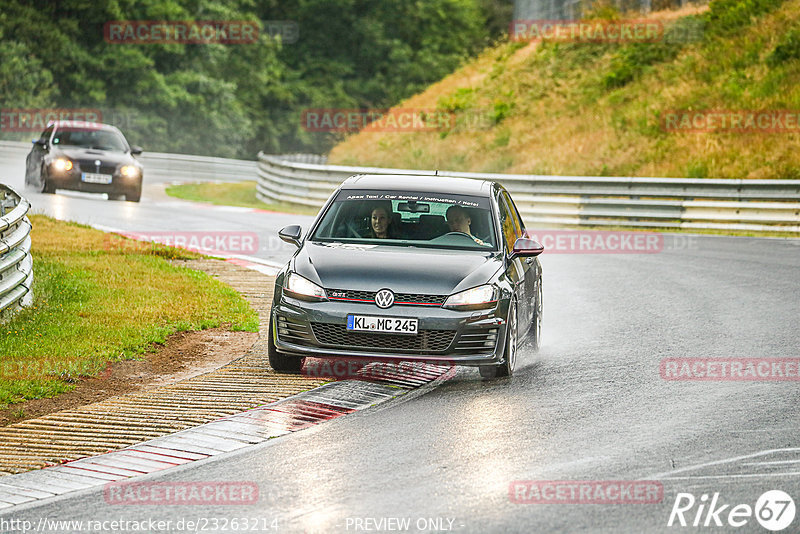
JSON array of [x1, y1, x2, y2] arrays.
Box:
[[270, 175, 544, 378]]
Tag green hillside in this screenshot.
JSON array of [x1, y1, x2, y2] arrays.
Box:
[[329, 0, 800, 179]]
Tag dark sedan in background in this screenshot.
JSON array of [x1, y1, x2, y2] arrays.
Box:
[[269, 174, 544, 379], [25, 120, 143, 202]]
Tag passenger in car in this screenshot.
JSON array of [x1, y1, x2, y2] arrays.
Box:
[[369, 203, 400, 239], [446, 205, 486, 245]]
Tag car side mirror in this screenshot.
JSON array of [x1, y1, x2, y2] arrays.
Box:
[[511, 237, 544, 258], [279, 225, 303, 248], [130, 146, 143, 155]]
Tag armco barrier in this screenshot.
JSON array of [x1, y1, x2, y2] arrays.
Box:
[[3, 140, 797, 232], [256, 153, 800, 233], [0, 184, 33, 318], [0, 141, 255, 182]]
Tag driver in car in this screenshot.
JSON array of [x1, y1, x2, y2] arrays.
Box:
[[446, 205, 486, 245]]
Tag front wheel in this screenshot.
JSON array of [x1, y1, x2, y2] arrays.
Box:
[[529, 279, 542, 351], [480, 298, 517, 379], [38, 167, 55, 194], [24, 159, 33, 188], [267, 316, 304, 373]]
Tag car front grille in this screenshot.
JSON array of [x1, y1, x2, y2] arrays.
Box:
[[326, 289, 446, 306], [75, 159, 116, 175], [453, 327, 499, 353], [277, 315, 314, 345], [310, 322, 455, 353]]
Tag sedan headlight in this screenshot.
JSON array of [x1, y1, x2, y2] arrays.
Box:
[[120, 165, 140, 178], [51, 158, 73, 172], [284, 272, 327, 301], [443, 284, 498, 310]]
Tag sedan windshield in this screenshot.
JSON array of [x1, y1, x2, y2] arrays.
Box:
[[312, 190, 498, 250], [52, 128, 129, 151]]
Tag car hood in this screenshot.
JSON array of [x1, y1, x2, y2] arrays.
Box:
[[53, 146, 135, 166], [294, 242, 502, 295]]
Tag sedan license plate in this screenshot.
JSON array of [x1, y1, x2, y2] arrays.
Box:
[[347, 315, 418, 334], [81, 172, 113, 184]]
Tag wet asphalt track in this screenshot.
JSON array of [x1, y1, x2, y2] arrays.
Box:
[[1, 148, 799, 533]]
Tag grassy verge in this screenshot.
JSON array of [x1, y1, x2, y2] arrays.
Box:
[[0, 215, 259, 408], [165, 181, 319, 216]]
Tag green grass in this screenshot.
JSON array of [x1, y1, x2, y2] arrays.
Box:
[[165, 181, 319, 216], [0, 215, 259, 408]]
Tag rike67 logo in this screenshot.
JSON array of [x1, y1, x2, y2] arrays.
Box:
[[668, 490, 795, 531]]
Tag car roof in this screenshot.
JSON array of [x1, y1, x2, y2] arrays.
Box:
[[341, 174, 493, 196], [49, 120, 122, 132]]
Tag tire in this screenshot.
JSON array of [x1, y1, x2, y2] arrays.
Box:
[[480, 298, 517, 379], [126, 190, 141, 203], [267, 315, 304, 373], [24, 160, 33, 188], [529, 279, 542, 351], [39, 168, 55, 194]]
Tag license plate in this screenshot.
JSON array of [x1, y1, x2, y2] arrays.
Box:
[[81, 172, 113, 184], [347, 315, 418, 334]]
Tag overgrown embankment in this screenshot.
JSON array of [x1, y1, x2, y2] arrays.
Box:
[[330, 0, 800, 179]]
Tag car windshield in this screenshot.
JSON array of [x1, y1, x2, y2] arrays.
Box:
[[312, 190, 498, 250], [52, 128, 128, 151]]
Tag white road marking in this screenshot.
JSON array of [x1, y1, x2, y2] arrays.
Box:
[[658, 471, 800, 480], [648, 447, 800, 479], [742, 459, 800, 466]]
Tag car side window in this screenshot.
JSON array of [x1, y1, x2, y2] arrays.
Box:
[[502, 191, 526, 237], [497, 193, 522, 252]]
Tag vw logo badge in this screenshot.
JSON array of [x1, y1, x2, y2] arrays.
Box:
[[374, 289, 394, 309], [94, 160, 101, 166]]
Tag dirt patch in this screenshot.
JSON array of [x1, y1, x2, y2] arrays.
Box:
[[0, 327, 258, 426]]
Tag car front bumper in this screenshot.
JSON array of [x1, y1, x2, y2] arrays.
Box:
[[272, 293, 511, 367], [47, 169, 142, 195]]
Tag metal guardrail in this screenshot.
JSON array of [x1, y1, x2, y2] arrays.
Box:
[[257, 153, 800, 232], [0, 141, 256, 182], [3, 140, 798, 232], [0, 185, 33, 319], [139, 150, 257, 182]]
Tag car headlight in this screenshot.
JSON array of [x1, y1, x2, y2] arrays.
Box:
[[284, 272, 327, 301], [51, 158, 73, 172], [120, 165, 140, 178], [443, 284, 497, 310]]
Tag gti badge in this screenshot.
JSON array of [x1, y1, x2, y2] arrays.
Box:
[[374, 289, 394, 309]]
